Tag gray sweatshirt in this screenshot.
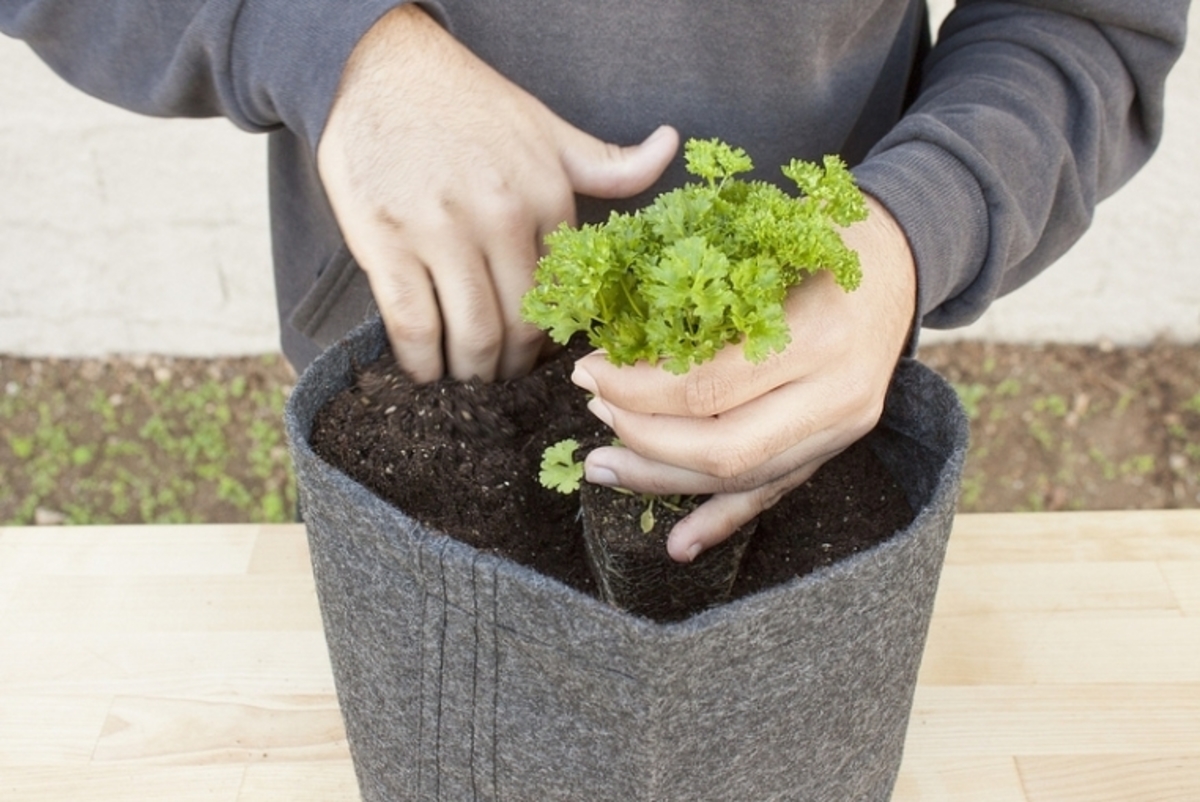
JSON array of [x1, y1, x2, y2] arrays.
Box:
[[2, 1, 1189, 369]]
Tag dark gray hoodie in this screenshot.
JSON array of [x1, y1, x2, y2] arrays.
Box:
[[2, 0, 1189, 369]]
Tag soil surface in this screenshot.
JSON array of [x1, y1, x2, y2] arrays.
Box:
[[2, 340, 1198, 527], [309, 343, 916, 620]]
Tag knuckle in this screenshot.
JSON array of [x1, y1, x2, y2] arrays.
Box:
[[506, 320, 546, 350], [781, 406, 822, 447], [756, 481, 792, 513], [702, 442, 756, 481], [836, 374, 887, 434], [457, 317, 504, 361], [386, 314, 441, 348], [478, 186, 528, 230], [683, 370, 736, 417], [853, 398, 886, 434]]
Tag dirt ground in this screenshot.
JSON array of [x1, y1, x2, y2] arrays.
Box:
[[1, 340, 1198, 525], [920, 340, 1200, 512]]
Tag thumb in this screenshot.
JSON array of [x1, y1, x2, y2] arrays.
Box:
[[560, 124, 679, 199]]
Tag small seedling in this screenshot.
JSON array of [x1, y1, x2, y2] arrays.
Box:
[[538, 437, 682, 533], [539, 438, 585, 495]]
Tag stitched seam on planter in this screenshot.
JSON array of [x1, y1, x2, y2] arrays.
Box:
[[435, 541, 448, 800], [415, 535, 428, 800], [490, 564, 500, 800], [470, 550, 480, 802]]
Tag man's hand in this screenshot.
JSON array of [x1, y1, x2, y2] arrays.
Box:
[[318, 4, 678, 382], [571, 196, 917, 562]]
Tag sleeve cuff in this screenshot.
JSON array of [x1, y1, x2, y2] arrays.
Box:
[[853, 140, 991, 329], [229, 0, 417, 152]]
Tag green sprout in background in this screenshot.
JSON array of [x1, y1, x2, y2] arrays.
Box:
[[0, 356, 297, 526]]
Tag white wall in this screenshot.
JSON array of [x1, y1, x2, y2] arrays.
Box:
[[0, 41, 277, 357], [921, 0, 1200, 346], [1, 6, 1197, 357]]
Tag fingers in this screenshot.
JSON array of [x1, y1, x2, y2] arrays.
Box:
[[479, 184, 574, 380], [573, 350, 786, 419], [428, 240, 504, 382], [560, 124, 680, 200], [571, 270, 854, 417], [665, 483, 795, 563], [582, 425, 851, 499], [352, 239, 447, 383], [585, 441, 841, 564], [578, 381, 868, 564], [584, 374, 882, 483]]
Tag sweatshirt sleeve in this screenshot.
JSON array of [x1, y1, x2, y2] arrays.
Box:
[[0, 0, 407, 150], [852, 0, 1190, 330]]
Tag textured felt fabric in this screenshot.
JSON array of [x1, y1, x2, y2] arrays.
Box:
[[285, 317, 969, 801]]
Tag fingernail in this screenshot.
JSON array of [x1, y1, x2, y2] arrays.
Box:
[[647, 124, 675, 145], [571, 365, 598, 394], [669, 537, 702, 563], [585, 465, 619, 487], [587, 397, 614, 427]]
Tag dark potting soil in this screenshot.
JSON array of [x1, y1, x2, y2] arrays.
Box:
[[309, 343, 915, 619]]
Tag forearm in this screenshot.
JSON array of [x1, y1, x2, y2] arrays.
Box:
[[0, 0, 407, 146], [853, 0, 1189, 330]]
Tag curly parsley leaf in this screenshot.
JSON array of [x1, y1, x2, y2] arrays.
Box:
[[538, 438, 584, 495], [521, 138, 867, 373]]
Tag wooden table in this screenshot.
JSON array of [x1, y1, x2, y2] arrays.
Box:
[[1, 511, 1197, 801]]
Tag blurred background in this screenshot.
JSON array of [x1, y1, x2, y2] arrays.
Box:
[[1, 3, 1197, 525]]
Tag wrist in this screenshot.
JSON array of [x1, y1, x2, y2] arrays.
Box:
[[848, 195, 918, 357]]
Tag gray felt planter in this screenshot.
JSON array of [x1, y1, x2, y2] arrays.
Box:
[[285, 317, 968, 802]]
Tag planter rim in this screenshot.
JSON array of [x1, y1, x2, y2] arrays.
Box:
[[285, 315, 967, 636]]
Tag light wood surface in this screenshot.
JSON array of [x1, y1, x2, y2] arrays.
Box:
[[1, 511, 1197, 801]]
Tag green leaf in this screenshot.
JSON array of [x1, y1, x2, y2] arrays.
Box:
[[8, 435, 34, 460], [685, 138, 754, 184], [539, 439, 584, 495], [639, 502, 655, 534]]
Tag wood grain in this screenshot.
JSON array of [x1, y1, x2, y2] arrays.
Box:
[[2, 511, 1197, 801]]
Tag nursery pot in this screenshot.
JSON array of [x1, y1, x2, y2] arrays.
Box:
[[578, 483, 757, 621], [285, 317, 968, 802]]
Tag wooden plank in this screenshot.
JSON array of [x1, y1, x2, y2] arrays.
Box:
[[238, 764, 361, 802], [0, 765, 245, 802], [0, 632, 337, 696], [1160, 562, 1200, 616], [0, 525, 260, 576], [920, 615, 1200, 685], [946, 511, 1200, 564], [0, 575, 322, 633], [93, 695, 348, 765], [905, 685, 1200, 757], [932, 561, 1181, 618], [0, 694, 113, 764], [892, 756, 1026, 802], [247, 526, 312, 575], [1017, 755, 1200, 802]]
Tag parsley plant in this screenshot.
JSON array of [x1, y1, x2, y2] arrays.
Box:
[[521, 138, 867, 374]]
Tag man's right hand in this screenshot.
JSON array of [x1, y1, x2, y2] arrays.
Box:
[[318, 4, 678, 383]]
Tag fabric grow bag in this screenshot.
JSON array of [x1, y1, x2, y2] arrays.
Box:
[[285, 316, 968, 802]]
